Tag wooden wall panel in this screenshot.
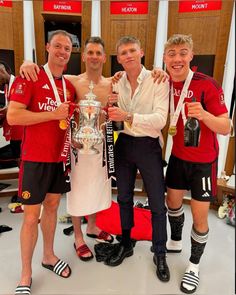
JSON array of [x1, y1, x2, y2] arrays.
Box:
[[110, 21, 126, 50], [178, 16, 219, 54], [12, 1, 24, 74], [145, 1, 158, 70], [225, 136, 235, 176], [168, 0, 234, 85], [12, 2, 24, 74], [110, 20, 147, 54], [101, 0, 112, 76], [225, 111, 235, 176], [101, 0, 157, 77], [0, 3, 23, 75], [0, 9, 14, 49], [33, 0, 91, 72], [110, 14, 147, 22], [33, 0, 46, 66], [80, 1, 91, 73], [213, 1, 234, 85]]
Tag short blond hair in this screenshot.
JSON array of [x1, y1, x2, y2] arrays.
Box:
[[164, 34, 193, 52]]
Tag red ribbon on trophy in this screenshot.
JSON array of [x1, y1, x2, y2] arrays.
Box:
[[59, 102, 78, 175]]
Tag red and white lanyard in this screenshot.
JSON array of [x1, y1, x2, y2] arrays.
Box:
[[170, 69, 193, 127], [43, 63, 67, 106]]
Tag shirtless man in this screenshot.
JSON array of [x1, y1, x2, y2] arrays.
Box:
[[65, 37, 114, 260]]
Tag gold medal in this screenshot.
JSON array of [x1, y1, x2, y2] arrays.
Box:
[[168, 126, 177, 136], [59, 120, 67, 130]]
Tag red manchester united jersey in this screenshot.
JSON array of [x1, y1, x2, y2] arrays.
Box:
[[171, 72, 228, 163], [9, 68, 75, 162]]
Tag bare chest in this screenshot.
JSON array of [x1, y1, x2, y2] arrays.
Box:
[[75, 80, 111, 107]]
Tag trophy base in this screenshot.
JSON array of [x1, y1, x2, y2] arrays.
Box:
[[78, 147, 99, 154]]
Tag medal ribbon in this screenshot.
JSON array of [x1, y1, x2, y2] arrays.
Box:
[[170, 69, 193, 128], [43, 63, 67, 106], [59, 102, 77, 174], [181, 103, 187, 126], [104, 120, 116, 180], [5, 74, 15, 99]]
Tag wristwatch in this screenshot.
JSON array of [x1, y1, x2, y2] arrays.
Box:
[[125, 112, 133, 124]]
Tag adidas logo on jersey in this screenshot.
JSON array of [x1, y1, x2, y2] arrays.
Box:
[[202, 192, 210, 197], [42, 84, 50, 90]]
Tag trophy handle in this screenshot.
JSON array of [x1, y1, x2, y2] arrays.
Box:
[[71, 120, 78, 131], [100, 121, 107, 132]]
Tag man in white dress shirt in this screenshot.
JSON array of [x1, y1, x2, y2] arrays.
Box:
[[106, 36, 170, 282]]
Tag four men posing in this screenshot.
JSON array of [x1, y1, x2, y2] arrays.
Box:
[[7, 31, 230, 295]]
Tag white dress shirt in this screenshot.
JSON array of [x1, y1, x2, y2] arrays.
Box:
[[114, 66, 169, 147]]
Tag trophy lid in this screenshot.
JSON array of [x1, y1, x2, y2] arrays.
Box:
[[85, 81, 97, 101], [80, 80, 101, 107]]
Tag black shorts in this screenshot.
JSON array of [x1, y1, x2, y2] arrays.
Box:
[[18, 161, 71, 205], [165, 155, 217, 202]]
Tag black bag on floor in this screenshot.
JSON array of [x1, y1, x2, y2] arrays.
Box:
[[94, 238, 137, 262]]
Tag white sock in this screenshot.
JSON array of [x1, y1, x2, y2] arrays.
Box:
[[181, 262, 200, 292], [166, 239, 182, 251]]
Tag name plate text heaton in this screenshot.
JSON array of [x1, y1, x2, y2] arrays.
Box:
[[110, 1, 148, 15]]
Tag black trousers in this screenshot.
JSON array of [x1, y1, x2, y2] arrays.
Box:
[[114, 133, 167, 255]]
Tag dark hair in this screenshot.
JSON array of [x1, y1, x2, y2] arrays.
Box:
[[116, 36, 141, 52], [84, 36, 105, 50], [0, 60, 11, 74], [48, 30, 73, 44]]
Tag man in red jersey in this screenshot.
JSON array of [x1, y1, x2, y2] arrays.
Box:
[[163, 34, 231, 294], [7, 30, 75, 295]]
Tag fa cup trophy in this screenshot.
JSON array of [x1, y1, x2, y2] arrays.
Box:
[[71, 81, 104, 154]]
